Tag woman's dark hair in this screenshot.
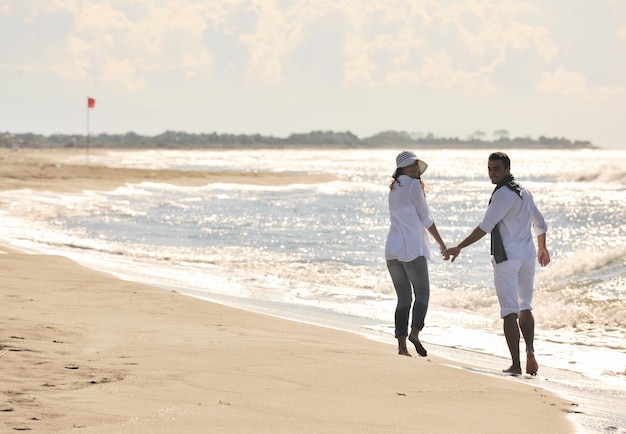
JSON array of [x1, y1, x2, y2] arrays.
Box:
[[389, 166, 425, 193], [389, 172, 401, 190]]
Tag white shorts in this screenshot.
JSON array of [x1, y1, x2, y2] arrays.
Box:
[[492, 257, 535, 318]]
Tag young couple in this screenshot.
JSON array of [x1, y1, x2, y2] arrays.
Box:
[[385, 151, 550, 376]]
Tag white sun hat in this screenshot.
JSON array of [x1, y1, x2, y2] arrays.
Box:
[[393, 151, 428, 178]]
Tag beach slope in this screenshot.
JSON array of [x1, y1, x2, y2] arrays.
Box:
[[0, 248, 577, 433]]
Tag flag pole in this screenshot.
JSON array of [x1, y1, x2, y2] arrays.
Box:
[[86, 98, 90, 164], [86, 97, 95, 164]]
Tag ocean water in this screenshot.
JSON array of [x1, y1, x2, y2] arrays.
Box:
[[1, 148, 625, 432]]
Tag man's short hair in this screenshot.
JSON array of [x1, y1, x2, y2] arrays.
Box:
[[489, 152, 511, 169]]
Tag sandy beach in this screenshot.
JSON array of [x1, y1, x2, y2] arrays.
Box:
[[1, 148, 577, 433]]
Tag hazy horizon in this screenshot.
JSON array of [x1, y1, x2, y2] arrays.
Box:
[[2, 128, 597, 147]]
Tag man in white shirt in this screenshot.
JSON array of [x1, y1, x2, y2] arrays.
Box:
[[445, 152, 550, 375]]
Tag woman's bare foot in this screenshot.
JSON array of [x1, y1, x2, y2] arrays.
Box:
[[408, 334, 427, 357], [398, 348, 412, 357], [526, 353, 539, 376], [503, 364, 522, 375], [397, 337, 412, 357]]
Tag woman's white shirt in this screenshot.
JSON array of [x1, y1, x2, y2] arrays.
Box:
[[385, 175, 435, 262]]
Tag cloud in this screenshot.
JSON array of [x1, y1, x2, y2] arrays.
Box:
[[238, 2, 315, 83], [538, 67, 587, 96], [1, 0, 606, 97], [100, 58, 145, 90], [52, 35, 93, 82], [338, 0, 557, 92], [598, 85, 626, 96], [27, 0, 219, 90], [446, 1, 557, 61], [539, 67, 626, 98]]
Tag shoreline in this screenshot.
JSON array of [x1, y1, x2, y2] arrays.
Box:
[[0, 148, 337, 192], [1, 147, 578, 432]]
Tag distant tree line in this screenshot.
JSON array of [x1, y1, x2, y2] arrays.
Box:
[[0, 129, 595, 149]]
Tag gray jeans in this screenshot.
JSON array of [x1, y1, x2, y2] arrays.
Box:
[[386, 256, 430, 338]]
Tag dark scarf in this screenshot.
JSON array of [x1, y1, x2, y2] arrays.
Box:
[[489, 174, 522, 263]]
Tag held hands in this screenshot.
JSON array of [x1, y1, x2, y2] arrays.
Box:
[[443, 245, 552, 266], [443, 246, 461, 262], [439, 244, 461, 262]]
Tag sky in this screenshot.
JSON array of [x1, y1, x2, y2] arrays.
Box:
[[1, 0, 626, 149]]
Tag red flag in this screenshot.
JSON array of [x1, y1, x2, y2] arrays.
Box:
[[87, 97, 95, 108]]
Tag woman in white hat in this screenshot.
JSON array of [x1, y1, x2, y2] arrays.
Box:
[[385, 151, 447, 357]]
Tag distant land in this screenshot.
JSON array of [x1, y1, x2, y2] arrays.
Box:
[[0, 129, 596, 149]]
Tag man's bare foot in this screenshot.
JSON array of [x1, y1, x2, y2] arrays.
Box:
[[503, 365, 522, 375], [526, 353, 539, 376], [408, 335, 427, 357]]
